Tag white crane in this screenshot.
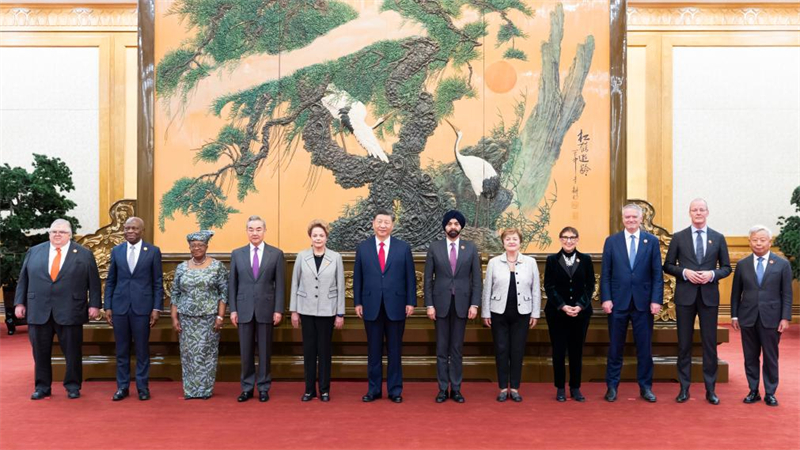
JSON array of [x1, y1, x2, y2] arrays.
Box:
[[321, 84, 389, 163], [445, 119, 500, 226]]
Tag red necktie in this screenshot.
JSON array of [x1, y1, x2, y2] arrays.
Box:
[[379, 242, 386, 273]]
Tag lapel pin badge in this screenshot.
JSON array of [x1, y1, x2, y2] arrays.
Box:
[[708, 240, 712, 245], [461, 245, 465, 250], [576, 258, 580, 263], [643, 239, 648, 244], [769, 260, 774, 264], [72, 249, 77, 253]]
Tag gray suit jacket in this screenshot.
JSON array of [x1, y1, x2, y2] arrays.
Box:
[[14, 241, 101, 325], [289, 248, 345, 317], [663, 226, 732, 306], [423, 239, 482, 318], [730, 253, 793, 328], [228, 243, 286, 323]]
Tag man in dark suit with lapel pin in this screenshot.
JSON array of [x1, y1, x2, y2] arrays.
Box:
[[731, 225, 793, 407], [424, 210, 482, 403], [229, 215, 286, 402], [104, 217, 164, 401], [664, 199, 731, 404], [353, 208, 417, 403], [14, 218, 101, 400], [601, 203, 664, 403]]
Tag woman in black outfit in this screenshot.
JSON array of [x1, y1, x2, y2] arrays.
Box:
[[544, 226, 595, 402]]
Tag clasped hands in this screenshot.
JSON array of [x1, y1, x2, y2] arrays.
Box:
[[685, 269, 714, 285], [561, 305, 582, 317]]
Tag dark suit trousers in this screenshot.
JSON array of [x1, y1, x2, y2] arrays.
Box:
[[300, 314, 335, 394], [741, 314, 781, 395], [364, 302, 405, 397], [491, 302, 529, 390], [606, 303, 654, 389], [546, 311, 591, 389], [28, 314, 83, 392], [676, 291, 718, 391], [238, 320, 273, 392], [113, 313, 152, 390], [435, 299, 467, 391]]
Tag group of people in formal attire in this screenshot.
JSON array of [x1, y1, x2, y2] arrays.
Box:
[[12, 199, 794, 407]]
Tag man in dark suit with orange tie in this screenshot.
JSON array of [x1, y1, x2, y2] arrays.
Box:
[[731, 225, 793, 407], [14, 218, 101, 400], [353, 208, 417, 403], [663, 199, 731, 404], [104, 217, 164, 401]]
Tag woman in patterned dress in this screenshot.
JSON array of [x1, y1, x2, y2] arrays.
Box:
[[170, 230, 228, 399]]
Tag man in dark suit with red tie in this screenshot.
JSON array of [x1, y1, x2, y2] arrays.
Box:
[[731, 225, 793, 407], [353, 208, 417, 403]]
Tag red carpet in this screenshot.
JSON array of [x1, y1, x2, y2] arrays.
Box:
[[1, 323, 798, 450]]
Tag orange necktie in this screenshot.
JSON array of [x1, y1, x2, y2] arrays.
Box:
[[50, 247, 62, 281]]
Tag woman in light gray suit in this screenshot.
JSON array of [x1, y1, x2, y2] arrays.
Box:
[[290, 219, 345, 402], [482, 228, 541, 402]]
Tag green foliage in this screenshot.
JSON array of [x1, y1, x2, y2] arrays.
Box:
[[497, 22, 525, 45], [0, 154, 80, 287], [776, 186, 800, 280], [159, 177, 239, 231], [503, 48, 527, 61], [158, 0, 357, 103], [434, 77, 476, 119]]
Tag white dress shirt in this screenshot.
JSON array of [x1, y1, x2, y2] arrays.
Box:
[[682, 225, 714, 281], [445, 237, 460, 260], [624, 229, 640, 265], [126, 240, 141, 272], [375, 236, 391, 260], [250, 242, 265, 268], [48, 241, 70, 274]]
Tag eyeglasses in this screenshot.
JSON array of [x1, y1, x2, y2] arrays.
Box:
[[559, 236, 578, 241], [49, 230, 71, 236]]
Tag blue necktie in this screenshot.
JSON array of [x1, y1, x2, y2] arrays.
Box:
[[756, 257, 765, 286], [695, 230, 704, 264], [629, 235, 637, 270]]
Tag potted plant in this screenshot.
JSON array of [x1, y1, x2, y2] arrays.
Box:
[[0, 154, 80, 334], [776, 186, 800, 281]]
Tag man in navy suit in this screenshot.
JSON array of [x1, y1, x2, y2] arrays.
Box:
[[14, 219, 102, 400], [601, 203, 664, 402], [104, 217, 164, 401], [353, 209, 417, 403]]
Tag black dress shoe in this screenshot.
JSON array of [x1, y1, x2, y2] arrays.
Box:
[[705, 391, 719, 405], [676, 387, 690, 403], [570, 388, 585, 402], [389, 395, 403, 403], [556, 388, 566, 402], [496, 391, 508, 402], [112, 388, 129, 401], [362, 393, 381, 402], [435, 390, 448, 403], [765, 394, 778, 407], [30, 390, 51, 400], [237, 391, 254, 402], [67, 390, 81, 399], [138, 389, 150, 401], [509, 391, 522, 402], [320, 393, 330, 402], [743, 391, 761, 404], [640, 388, 657, 403], [451, 391, 465, 403], [301, 392, 316, 402], [604, 387, 617, 402], [259, 391, 269, 402]]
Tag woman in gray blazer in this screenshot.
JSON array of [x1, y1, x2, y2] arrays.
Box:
[[289, 220, 345, 402], [481, 228, 541, 402]]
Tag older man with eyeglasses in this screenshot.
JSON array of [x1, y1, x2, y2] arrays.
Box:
[[14, 218, 101, 400]]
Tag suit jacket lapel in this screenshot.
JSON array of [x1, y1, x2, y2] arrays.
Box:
[[130, 242, 150, 277], [256, 247, 270, 281], [557, 253, 570, 277], [454, 241, 469, 277], [243, 248, 256, 282], [760, 254, 778, 286], [632, 233, 648, 270], [383, 237, 395, 273], [316, 253, 334, 276], [439, 240, 453, 276]]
